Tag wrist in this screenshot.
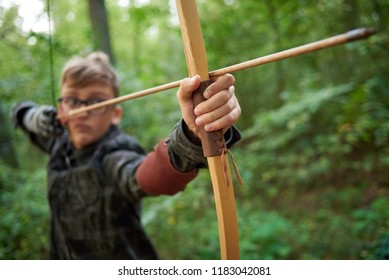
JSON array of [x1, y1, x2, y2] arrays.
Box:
[[182, 121, 202, 146]]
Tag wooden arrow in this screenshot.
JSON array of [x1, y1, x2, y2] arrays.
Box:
[[57, 27, 375, 119], [175, 0, 240, 260]]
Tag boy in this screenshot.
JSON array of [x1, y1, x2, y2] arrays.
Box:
[[11, 52, 241, 259]]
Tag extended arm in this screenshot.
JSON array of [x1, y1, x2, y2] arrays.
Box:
[[11, 101, 63, 153]]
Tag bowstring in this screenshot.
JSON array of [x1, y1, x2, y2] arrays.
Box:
[[46, 0, 56, 106]]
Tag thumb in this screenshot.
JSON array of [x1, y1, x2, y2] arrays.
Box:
[[177, 75, 203, 139], [177, 75, 201, 104]]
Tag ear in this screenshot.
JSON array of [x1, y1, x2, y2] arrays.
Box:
[[110, 105, 122, 125]]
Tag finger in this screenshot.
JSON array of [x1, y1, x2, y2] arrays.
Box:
[[176, 75, 201, 103], [196, 96, 238, 127], [196, 96, 241, 131], [203, 74, 235, 99], [194, 86, 234, 116], [203, 105, 241, 132]]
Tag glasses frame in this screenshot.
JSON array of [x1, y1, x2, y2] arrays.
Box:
[[58, 97, 112, 116]]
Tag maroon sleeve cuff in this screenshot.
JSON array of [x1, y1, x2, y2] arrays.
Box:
[[136, 139, 198, 195]]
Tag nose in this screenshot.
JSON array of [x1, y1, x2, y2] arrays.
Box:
[[74, 103, 90, 118]]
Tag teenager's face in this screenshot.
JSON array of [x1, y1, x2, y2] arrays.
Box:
[[59, 81, 122, 150]]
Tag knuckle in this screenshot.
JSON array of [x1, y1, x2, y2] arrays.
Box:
[[230, 107, 241, 122], [226, 73, 235, 84], [226, 96, 236, 109]]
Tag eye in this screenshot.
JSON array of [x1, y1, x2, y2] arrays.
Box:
[[86, 99, 105, 106], [65, 98, 79, 106]]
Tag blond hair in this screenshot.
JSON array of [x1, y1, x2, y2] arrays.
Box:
[[60, 52, 119, 97]]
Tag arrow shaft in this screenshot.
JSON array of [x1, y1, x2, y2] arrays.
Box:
[[57, 27, 375, 118], [210, 28, 375, 76]]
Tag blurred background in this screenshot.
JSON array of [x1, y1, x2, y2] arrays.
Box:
[[0, 0, 388, 259]]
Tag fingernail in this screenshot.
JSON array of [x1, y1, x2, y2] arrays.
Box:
[[204, 123, 213, 131], [189, 77, 197, 86], [196, 117, 205, 126], [194, 107, 202, 116], [203, 90, 211, 99]]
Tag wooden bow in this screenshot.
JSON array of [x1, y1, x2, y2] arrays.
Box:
[[175, 0, 240, 260]]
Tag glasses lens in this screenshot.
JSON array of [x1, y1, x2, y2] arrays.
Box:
[[58, 98, 109, 115], [59, 98, 78, 111], [86, 99, 109, 115]]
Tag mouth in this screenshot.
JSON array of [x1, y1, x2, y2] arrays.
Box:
[[73, 124, 91, 133]]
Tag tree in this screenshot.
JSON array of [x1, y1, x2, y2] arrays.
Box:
[[87, 0, 114, 63]]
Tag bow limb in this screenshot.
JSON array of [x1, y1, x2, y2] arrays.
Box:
[[176, 0, 240, 260]]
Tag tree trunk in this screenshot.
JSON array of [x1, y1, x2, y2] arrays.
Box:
[[0, 105, 17, 168], [87, 0, 115, 64], [265, 0, 285, 108]]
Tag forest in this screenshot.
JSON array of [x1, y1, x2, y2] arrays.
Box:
[[0, 0, 388, 260]]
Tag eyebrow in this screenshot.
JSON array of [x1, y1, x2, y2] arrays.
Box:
[[61, 90, 113, 100], [88, 91, 113, 99], [61, 88, 78, 96]]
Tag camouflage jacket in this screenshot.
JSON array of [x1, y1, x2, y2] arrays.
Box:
[[12, 102, 241, 259]]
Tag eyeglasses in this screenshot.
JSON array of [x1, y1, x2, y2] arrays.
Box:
[[58, 97, 111, 116]]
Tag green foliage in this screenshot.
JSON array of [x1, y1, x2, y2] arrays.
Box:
[[120, 91, 181, 149], [0, 161, 49, 259], [143, 172, 221, 259], [239, 210, 293, 260], [369, 230, 389, 260], [1, 0, 388, 260], [353, 196, 389, 259], [238, 79, 389, 191]]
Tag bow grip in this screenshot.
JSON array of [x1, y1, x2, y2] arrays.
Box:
[[192, 80, 226, 157]]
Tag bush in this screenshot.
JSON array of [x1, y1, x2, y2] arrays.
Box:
[[0, 162, 49, 259]]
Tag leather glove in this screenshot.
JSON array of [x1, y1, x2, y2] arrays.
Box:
[[23, 105, 63, 138]]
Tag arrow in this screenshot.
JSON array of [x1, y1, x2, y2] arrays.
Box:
[[56, 27, 375, 119]]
